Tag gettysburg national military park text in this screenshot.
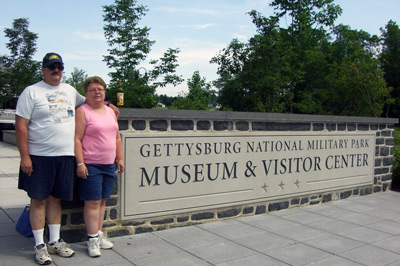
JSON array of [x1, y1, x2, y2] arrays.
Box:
[[137, 135, 372, 187]]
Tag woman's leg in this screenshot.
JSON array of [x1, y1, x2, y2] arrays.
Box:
[[84, 200, 101, 235]]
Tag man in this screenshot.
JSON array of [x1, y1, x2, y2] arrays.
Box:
[[16, 53, 117, 265]]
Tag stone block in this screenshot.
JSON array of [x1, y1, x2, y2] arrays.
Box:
[[61, 228, 87, 243], [71, 211, 84, 225], [268, 201, 289, 212], [313, 123, 324, 131], [150, 120, 168, 131], [171, 120, 194, 131], [197, 120, 211, 130], [177, 216, 189, 222], [337, 124, 346, 131], [291, 198, 300, 205], [109, 228, 132, 237], [326, 124, 336, 131], [357, 124, 369, 131], [242, 206, 254, 214], [135, 227, 153, 234], [192, 212, 214, 220], [347, 124, 356, 131], [214, 121, 233, 131], [217, 208, 240, 218], [132, 120, 146, 130], [150, 218, 174, 225], [106, 197, 118, 207], [118, 120, 129, 130], [322, 194, 332, 203], [255, 205, 266, 214], [236, 121, 249, 131], [110, 208, 118, 220], [340, 190, 352, 199]]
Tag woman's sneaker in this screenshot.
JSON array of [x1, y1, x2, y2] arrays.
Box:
[[99, 231, 113, 249], [34, 244, 52, 265], [48, 239, 75, 257], [87, 237, 101, 257]]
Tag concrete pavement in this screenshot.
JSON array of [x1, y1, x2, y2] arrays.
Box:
[[1, 141, 400, 265]]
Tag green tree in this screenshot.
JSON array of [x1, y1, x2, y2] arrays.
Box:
[[158, 94, 176, 107], [0, 18, 41, 108], [380, 20, 400, 118], [172, 71, 214, 110], [321, 25, 391, 117], [64, 67, 88, 95], [211, 0, 342, 113], [103, 0, 183, 108]]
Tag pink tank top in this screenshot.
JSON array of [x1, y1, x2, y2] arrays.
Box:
[[80, 104, 118, 164]]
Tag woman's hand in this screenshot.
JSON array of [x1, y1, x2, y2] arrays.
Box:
[[77, 164, 89, 179], [117, 160, 125, 173]]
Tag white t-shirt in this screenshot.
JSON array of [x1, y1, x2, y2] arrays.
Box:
[[16, 80, 85, 156]]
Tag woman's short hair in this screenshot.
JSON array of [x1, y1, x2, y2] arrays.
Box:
[[83, 76, 106, 92]]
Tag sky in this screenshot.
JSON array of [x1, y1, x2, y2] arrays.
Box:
[[1, 0, 400, 97]]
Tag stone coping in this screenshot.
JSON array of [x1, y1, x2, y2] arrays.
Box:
[[119, 108, 399, 124]]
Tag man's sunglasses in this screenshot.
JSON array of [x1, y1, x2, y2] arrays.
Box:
[[47, 65, 64, 71]]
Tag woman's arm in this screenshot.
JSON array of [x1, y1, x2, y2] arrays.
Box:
[[74, 107, 89, 178], [114, 113, 125, 173]]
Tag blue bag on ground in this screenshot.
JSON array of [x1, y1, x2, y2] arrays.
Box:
[[16, 205, 33, 237]]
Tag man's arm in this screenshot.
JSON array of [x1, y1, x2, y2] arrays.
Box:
[[15, 115, 33, 176]]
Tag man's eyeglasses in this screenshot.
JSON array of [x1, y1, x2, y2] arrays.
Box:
[[47, 65, 64, 71], [87, 88, 105, 93]]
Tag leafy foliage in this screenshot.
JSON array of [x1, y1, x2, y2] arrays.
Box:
[[0, 18, 41, 108], [102, 0, 183, 108], [380, 20, 400, 118], [172, 71, 214, 110], [64, 68, 88, 95], [211, 0, 392, 117]]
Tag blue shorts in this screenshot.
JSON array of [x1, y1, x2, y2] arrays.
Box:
[[77, 164, 115, 201], [18, 155, 75, 201]]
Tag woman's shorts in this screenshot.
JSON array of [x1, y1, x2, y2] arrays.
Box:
[[18, 155, 75, 201], [77, 164, 115, 201]]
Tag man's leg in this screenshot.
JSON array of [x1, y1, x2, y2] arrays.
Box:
[[31, 198, 53, 265], [46, 196, 61, 243], [46, 195, 75, 257], [30, 198, 47, 246]]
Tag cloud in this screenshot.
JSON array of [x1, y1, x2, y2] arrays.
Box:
[[156, 7, 218, 16], [180, 23, 217, 30], [73, 31, 104, 41], [232, 33, 249, 42], [194, 23, 217, 29]]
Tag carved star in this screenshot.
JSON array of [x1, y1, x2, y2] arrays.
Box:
[[294, 179, 301, 188], [261, 183, 268, 193], [278, 180, 285, 191]]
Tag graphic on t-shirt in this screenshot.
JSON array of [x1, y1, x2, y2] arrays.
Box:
[[46, 91, 74, 123]]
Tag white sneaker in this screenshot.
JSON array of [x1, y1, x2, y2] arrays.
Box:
[[99, 231, 113, 249], [87, 237, 101, 257], [34, 244, 52, 265], [48, 239, 75, 257]]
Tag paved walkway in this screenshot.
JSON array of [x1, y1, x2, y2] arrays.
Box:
[[1, 141, 400, 265]]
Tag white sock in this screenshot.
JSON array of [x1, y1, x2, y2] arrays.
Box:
[[33, 229, 45, 246], [98, 230, 103, 237], [88, 233, 99, 239], [48, 224, 60, 243]]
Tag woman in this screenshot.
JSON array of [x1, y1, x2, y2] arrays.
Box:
[[74, 76, 125, 257]]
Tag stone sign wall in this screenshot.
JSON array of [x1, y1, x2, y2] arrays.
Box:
[[122, 132, 375, 220], [60, 109, 397, 242]]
